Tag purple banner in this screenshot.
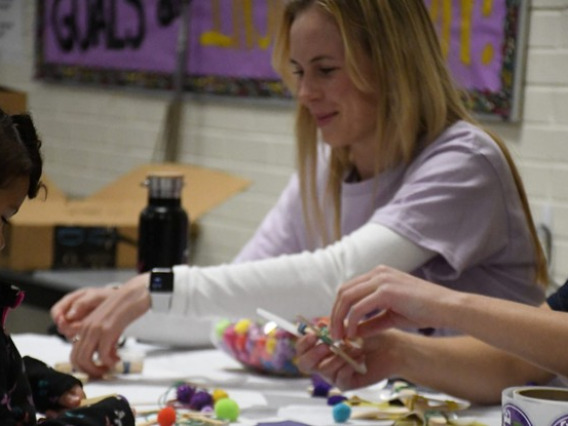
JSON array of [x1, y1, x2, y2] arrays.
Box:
[[42, 0, 281, 79], [36, 0, 527, 119]]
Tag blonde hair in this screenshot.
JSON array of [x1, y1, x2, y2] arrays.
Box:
[[272, 0, 548, 286]]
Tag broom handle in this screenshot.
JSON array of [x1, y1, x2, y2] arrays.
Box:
[[164, 0, 191, 162]]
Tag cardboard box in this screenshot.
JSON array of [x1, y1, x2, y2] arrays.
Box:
[[0, 163, 250, 270], [0, 86, 27, 114]]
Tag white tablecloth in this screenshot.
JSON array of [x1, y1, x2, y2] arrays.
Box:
[[13, 334, 502, 425]]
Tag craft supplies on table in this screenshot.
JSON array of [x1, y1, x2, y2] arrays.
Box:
[[13, 334, 503, 426]]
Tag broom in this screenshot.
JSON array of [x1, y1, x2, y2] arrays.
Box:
[[155, 0, 192, 163]]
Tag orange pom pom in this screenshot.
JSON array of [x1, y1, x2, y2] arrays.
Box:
[[157, 406, 177, 426]]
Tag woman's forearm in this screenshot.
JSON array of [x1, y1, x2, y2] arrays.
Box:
[[170, 224, 433, 321], [440, 292, 568, 377], [392, 332, 554, 405]]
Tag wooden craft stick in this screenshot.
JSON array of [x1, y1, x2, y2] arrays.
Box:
[[54, 359, 144, 375], [257, 308, 302, 336], [256, 308, 367, 374], [296, 315, 367, 374], [136, 409, 228, 426], [180, 412, 228, 425]]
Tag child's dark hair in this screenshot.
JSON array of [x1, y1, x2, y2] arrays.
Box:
[[0, 107, 43, 199]]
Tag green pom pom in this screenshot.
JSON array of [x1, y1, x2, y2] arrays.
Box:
[[215, 319, 232, 339], [214, 397, 240, 421]]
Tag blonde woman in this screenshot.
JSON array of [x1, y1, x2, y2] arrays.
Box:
[[52, 0, 547, 378]]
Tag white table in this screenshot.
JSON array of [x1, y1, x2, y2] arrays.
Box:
[[13, 334, 503, 425]]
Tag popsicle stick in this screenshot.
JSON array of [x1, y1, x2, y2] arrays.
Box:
[[296, 315, 367, 375], [256, 308, 367, 374], [256, 308, 302, 336]]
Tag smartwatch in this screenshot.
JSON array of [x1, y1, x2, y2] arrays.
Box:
[[149, 267, 174, 312]]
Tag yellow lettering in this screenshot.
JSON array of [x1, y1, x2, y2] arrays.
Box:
[[481, 0, 494, 66], [199, 0, 284, 51], [200, 0, 236, 48], [460, 0, 473, 65], [257, 0, 285, 50], [482, 44, 494, 65], [429, 0, 498, 68], [482, 0, 493, 17], [428, 0, 452, 59], [231, 0, 243, 48], [242, 0, 255, 49]]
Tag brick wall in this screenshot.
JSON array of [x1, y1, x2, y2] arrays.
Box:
[[1, 1, 568, 285]]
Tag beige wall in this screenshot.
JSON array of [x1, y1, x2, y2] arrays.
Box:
[[1, 1, 568, 285]]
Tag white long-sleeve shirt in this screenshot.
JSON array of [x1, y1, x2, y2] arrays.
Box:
[[126, 121, 544, 346]]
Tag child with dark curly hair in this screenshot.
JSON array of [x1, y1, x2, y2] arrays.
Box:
[[0, 107, 134, 425]]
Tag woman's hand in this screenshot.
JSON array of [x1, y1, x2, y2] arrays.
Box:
[[295, 330, 401, 391], [330, 265, 456, 340], [43, 384, 86, 419], [57, 274, 152, 377], [51, 287, 117, 340]]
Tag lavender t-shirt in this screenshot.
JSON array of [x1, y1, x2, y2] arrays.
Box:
[[235, 121, 544, 306]]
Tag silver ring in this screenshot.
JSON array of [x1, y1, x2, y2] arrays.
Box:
[[71, 335, 81, 343]]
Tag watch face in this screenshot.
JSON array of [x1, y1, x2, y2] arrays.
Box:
[[150, 269, 174, 292]]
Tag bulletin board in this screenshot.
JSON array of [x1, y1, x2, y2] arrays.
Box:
[[35, 0, 529, 121]]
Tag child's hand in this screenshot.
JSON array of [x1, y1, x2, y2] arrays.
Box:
[[44, 384, 86, 418]]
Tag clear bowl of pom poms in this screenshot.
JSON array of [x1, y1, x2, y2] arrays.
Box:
[[213, 317, 328, 377]]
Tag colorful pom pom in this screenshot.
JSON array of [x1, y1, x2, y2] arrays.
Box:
[[214, 398, 240, 421], [234, 318, 252, 334], [212, 388, 229, 402], [265, 336, 277, 354], [189, 390, 213, 411], [327, 394, 347, 406], [176, 383, 196, 404], [332, 402, 351, 423], [311, 374, 333, 397], [157, 405, 176, 426], [215, 319, 232, 339]]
